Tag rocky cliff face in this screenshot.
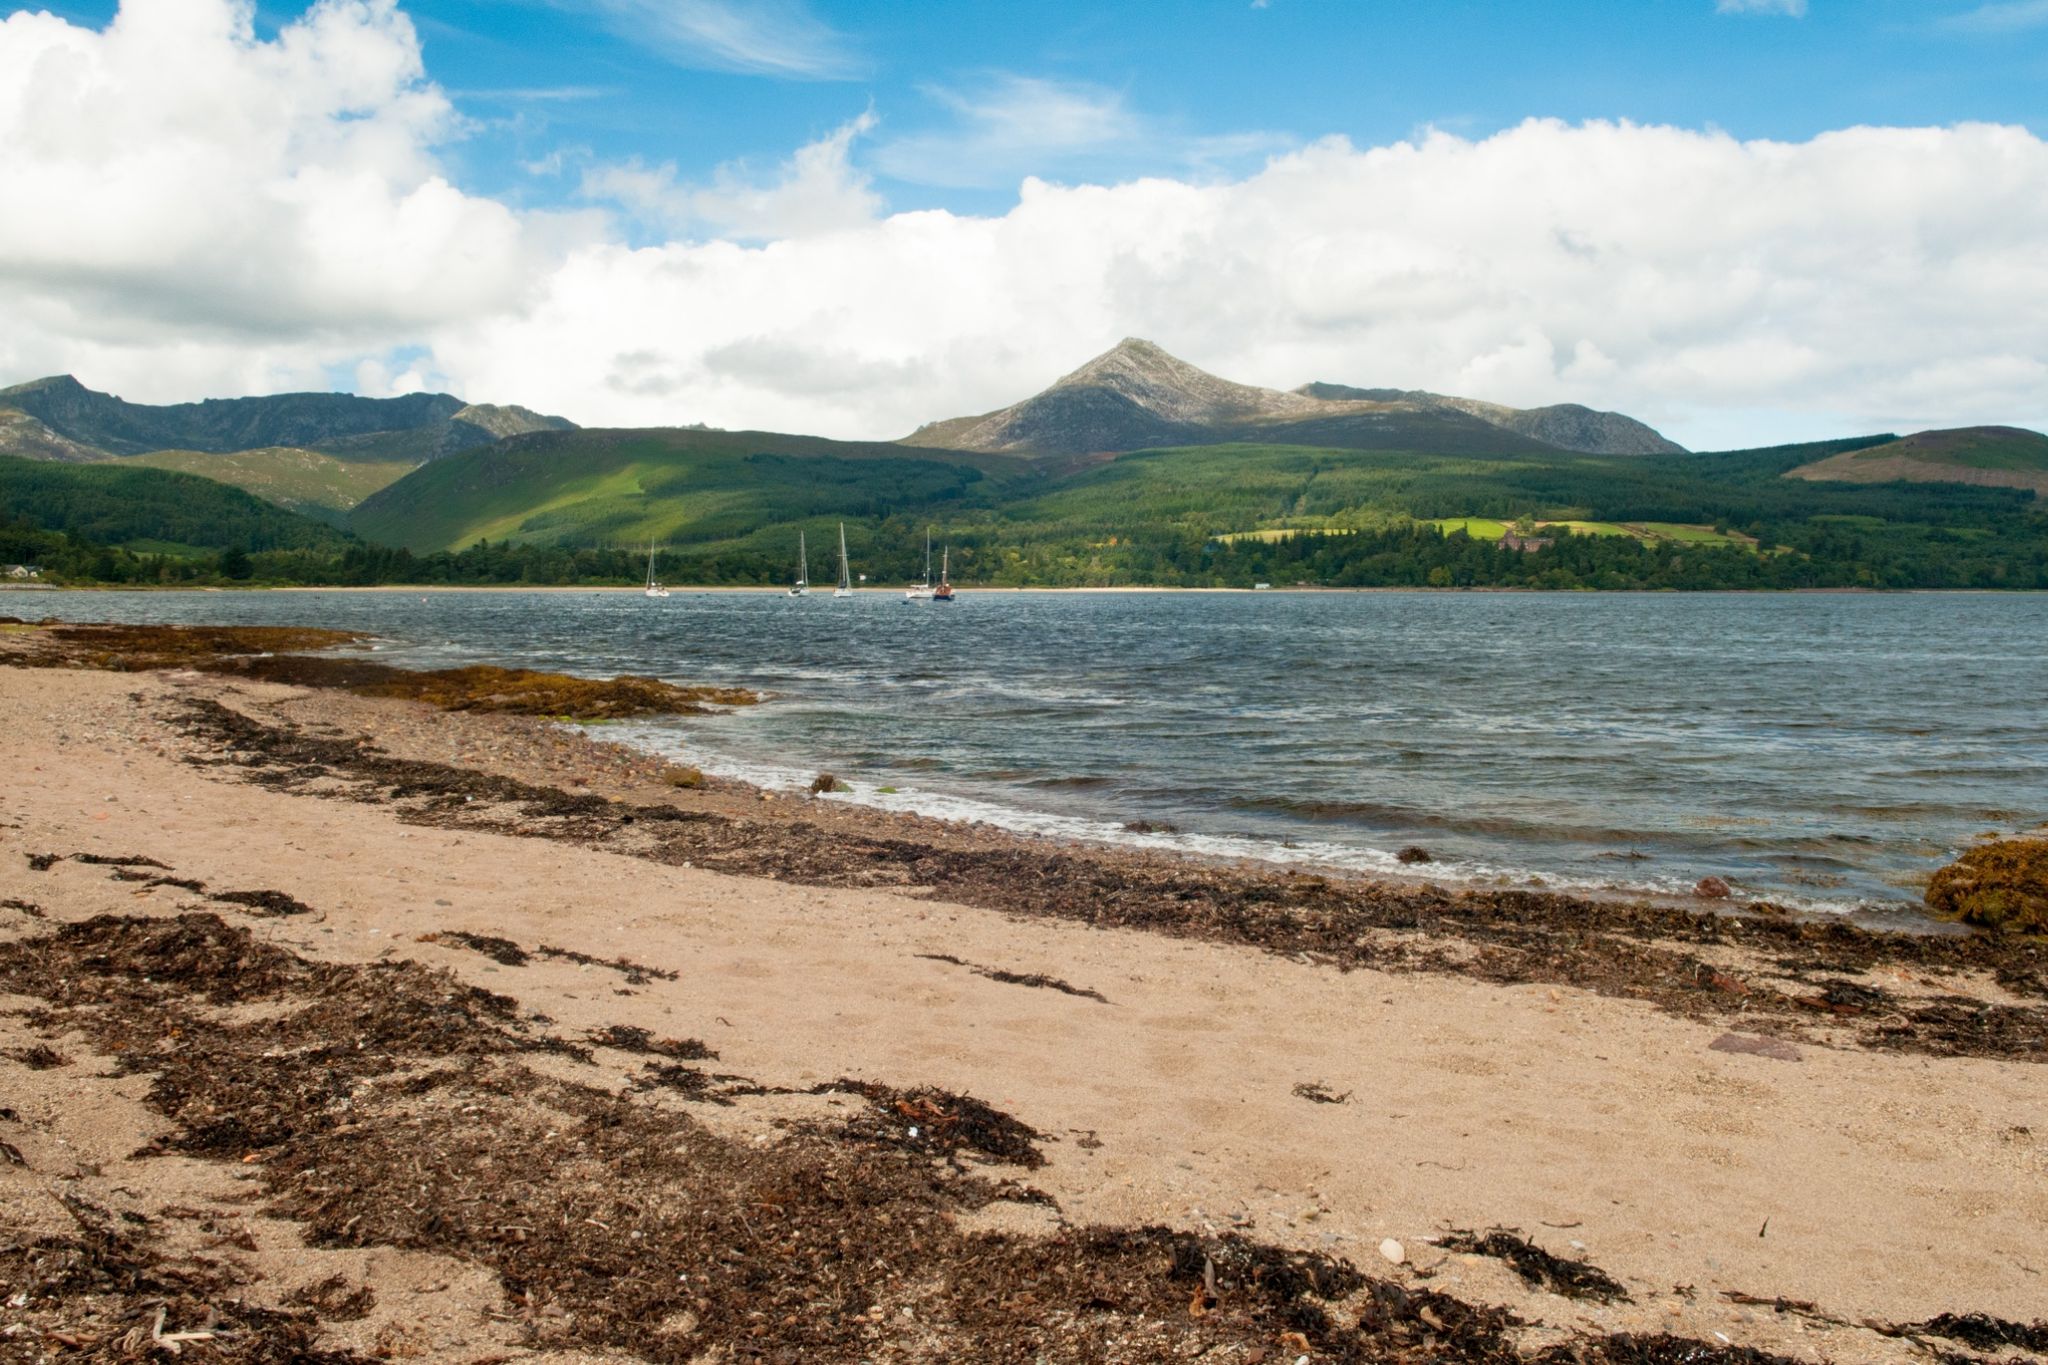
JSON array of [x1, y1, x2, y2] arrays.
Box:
[[0, 376, 576, 463]]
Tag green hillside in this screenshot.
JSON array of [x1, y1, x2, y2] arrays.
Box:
[[126, 447, 415, 523], [349, 428, 1038, 554], [1787, 427, 2048, 495], [0, 454, 350, 555]]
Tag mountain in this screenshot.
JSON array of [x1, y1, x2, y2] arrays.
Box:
[[1784, 426, 2048, 497], [1295, 383, 1686, 455], [902, 339, 1574, 458], [0, 454, 352, 554], [0, 375, 575, 462], [900, 339, 1683, 458]]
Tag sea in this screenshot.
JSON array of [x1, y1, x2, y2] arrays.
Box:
[[23, 588, 2047, 924]]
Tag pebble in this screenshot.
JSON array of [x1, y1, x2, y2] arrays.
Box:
[[1378, 1237, 1405, 1265]]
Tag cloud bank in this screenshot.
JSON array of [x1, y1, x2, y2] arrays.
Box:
[[3, 1, 2046, 450]]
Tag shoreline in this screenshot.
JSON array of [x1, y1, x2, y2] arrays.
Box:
[[13, 581, 2048, 596], [4, 630, 2046, 1361]]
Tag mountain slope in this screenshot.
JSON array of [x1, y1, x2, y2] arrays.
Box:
[[0, 406, 105, 462], [0, 375, 575, 462], [125, 448, 417, 524], [350, 427, 1035, 554], [1784, 426, 2048, 496], [1295, 383, 1686, 455], [0, 454, 352, 553], [901, 339, 1567, 458]]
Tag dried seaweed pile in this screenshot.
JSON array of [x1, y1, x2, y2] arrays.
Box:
[[1439, 1228, 1632, 1304], [176, 696, 2048, 1064], [0, 911, 1816, 1363], [0, 621, 756, 718]]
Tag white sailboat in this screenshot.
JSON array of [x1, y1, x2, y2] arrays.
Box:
[[643, 544, 669, 599], [904, 530, 935, 601], [788, 531, 809, 596], [833, 523, 853, 598]]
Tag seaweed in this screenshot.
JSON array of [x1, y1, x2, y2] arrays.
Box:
[[436, 930, 532, 966], [1899, 1312, 2048, 1352], [0, 909, 1826, 1364], [171, 694, 2048, 1065], [585, 1023, 717, 1059], [1292, 1081, 1351, 1104], [210, 888, 316, 917], [915, 951, 1110, 1002], [1440, 1227, 1633, 1304]]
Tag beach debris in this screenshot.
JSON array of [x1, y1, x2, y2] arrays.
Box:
[[1694, 876, 1734, 900], [1439, 1227, 1632, 1303], [818, 1080, 1049, 1169], [433, 930, 531, 966], [209, 888, 316, 917], [1925, 837, 2048, 934], [1708, 1032, 1802, 1062], [914, 951, 1110, 1003], [1378, 1238, 1406, 1265], [5, 1044, 69, 1070], [1, 897, 45, 917], [1124, 819, 1180, 834], [1291, 1082, 1351, 1105], [1888, 1312, 2048, 1353], [286, 1273, 377, 1321], [586, 1024, 717, 1060], [1396, 845, 1433, 865], [809, 772, 849, 795]]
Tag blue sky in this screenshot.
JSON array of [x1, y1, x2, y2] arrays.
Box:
[[6, 0, 2047, 446]]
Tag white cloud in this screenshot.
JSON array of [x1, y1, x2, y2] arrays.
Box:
[[580, 111, 882, 241], [431, 120, 2048, 449], [0, 0, 593, 398], [557, 0, 856, 79], [4, 4, 2047, 452], [1716, 0, 1807, 15], [1940, 0, 2048, 32], [872, 75, 1147, 189]]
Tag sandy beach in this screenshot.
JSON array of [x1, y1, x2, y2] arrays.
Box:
[[2, 631, 2044, 1362]]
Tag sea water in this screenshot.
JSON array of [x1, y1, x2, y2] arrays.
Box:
[[28, 588, 2047, 921]]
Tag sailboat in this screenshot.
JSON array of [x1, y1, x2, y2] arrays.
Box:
[[833, 523, 853, 598], [643, 544, 669, 599], [904, 531, 935, 601], [932, 546, 956, 602], [789, 531, 809, 596]]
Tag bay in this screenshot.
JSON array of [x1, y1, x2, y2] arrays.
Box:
[[24, 587, 2047, 921]]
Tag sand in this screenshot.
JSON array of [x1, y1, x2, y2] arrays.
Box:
[[3, 663, 2044, 1362]]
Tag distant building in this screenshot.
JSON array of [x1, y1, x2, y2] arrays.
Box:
[[3, 564, 40, 580], [1499, 532, 1553, 552]]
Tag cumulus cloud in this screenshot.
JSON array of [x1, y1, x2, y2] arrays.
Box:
[[434, 120, 2048, 448], [0, 0, 588, 397], [3, 3, 2047, 451]]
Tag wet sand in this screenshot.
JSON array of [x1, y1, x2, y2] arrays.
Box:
[[3, 658, 2045, 1362]]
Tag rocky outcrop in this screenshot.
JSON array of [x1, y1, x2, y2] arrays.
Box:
[[1925, 838, 2048, 934]]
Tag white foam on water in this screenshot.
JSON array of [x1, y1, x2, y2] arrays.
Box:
[[598, 721, 1892, 918]]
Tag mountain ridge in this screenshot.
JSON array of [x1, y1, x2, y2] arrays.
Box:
[[0, 375, 577, 462], [902, 339, 1685, 458]]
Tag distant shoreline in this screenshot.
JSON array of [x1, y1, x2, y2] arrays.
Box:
[[9, 582, 2047, 596]]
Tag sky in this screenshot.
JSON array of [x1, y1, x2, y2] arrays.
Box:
[[3, 0, 2046, 450]]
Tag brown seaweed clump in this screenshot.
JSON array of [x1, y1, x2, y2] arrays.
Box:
[[1926, 838, 2048, 934], [0, 620, 757, 718], [211, 654, 758, 718]]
